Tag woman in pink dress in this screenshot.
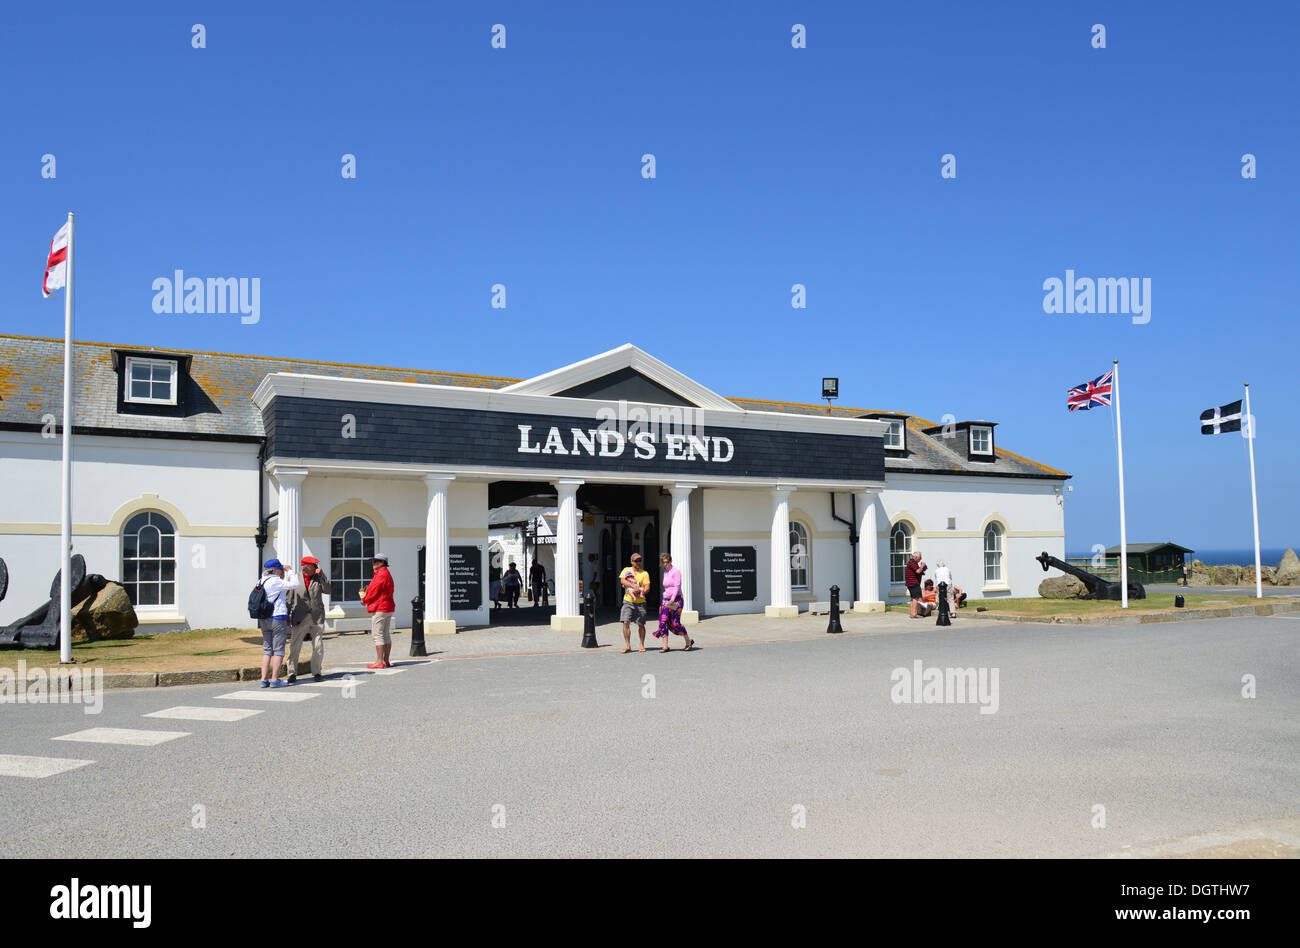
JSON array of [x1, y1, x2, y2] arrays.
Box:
[[654, 553, 694, 652]]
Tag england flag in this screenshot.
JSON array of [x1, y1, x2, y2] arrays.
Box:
[[42, 221, 70, 297], [1200, 400, 1243, 435]]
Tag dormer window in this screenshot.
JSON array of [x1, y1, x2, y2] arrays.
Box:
[[970, 425, 993, 456], [125, 357, 178, 405], [860, 413, 908, 453]]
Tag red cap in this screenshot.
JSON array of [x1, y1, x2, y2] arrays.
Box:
[[301, 556, 320, 565]]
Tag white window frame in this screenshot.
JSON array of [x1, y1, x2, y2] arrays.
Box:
[[983, 523, 1004, 584], [970, 425, 993, 456], [121, 510, 177, 609], [124, 357, 179, 406], [884, 420, 905, 451], [330, 515, 377, 604], [789, 521, 811, 591], [889, 522, 913, 585]]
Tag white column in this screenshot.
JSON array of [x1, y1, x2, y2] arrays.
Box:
[[670, 483, 698, 624], [424, 475, 456, 635], [766, 487, 797, 617], [854, 489, 885, 612], [550, 478, 585, 632], [273, 468, 308, 570]]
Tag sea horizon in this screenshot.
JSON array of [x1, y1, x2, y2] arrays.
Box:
[[1067, 548, 1293, 567]]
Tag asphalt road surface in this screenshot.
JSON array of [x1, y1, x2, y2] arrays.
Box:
[[2, 613, 1296, 858]]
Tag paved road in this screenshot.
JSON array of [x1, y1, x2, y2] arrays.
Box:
[[1146, 583, 1295, 598], [1, 613, 1296, 857]]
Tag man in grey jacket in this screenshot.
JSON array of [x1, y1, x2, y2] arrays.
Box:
[[285, 556, 328, 682]]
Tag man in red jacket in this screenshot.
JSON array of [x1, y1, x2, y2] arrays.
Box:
[[360, 553, 396, 669]]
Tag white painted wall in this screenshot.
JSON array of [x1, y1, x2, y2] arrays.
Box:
[[0, 431, 259, 630]]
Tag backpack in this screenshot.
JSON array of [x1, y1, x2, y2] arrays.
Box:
[[247, 579, 273, 620]]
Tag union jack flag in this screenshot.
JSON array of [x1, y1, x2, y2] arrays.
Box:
[[1067, 371, 1113, 411]]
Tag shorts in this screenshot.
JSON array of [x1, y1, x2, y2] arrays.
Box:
[[620, 601, 647, 625], [371, 611, 395, 646], [260, 617, 289, 656], [907, 585, 921, 600]]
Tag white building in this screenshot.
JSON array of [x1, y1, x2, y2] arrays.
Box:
[[0, 334, 1068, 634]]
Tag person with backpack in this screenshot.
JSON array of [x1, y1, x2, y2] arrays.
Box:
[[252, 558, 302, 687], [360, 553, 395, 669], [284, 556, 327, 683]]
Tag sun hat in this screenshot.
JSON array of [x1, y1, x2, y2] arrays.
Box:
[[301, 556, 320, 565], [372, 553, 389, 564]]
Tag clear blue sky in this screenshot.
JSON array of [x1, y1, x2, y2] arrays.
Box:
[[2, 1, 1296, 553]]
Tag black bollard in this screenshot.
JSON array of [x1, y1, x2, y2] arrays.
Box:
[[826, 585, 844, 634], [581, 591, 599, 648], [936, 582, 952, 626], [1174, 595, 1185, 608], [409, 595, 428, 656]]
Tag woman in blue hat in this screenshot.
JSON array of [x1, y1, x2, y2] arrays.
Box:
[[258, 559, 301, 687]]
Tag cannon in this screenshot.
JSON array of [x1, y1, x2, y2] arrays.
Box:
[[1035, 551, 1145, 601]]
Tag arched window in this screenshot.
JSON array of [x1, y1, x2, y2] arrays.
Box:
[[122, 511, 176, 606], [984, 522, 1004, 584], [789, 521, 810, 591], [890, 522, 913, 584], [330, 516, 375, 603]]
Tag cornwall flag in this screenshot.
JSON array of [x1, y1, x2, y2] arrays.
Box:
[[1200, 400, 1243, 435]]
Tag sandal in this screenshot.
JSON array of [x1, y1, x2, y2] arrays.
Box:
[[685, 638, 695, 650]]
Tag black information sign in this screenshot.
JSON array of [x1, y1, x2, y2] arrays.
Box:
[[449, 545, 482, 610], [710, 546, 757, 602]]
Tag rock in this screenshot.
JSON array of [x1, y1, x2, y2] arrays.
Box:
[[1274, 549, 1300, 586], [72, 582, 137, 641], [1209, 564, 1242, 586], [1189, 559, 1212, 585], [1242, 565, 1276, 586], [1039, 575, 1088, 599]]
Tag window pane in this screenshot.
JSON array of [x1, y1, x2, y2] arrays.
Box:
[[139, 527, 160, 558], [358, 518, 374, 537], [139, 561, 160, 583], [123, 561, 138, 583], [362, 538, 375, 559], [137, 584, 159, 606], [343, 529, 361, 558], [161, 535, 175, 557], [151, 380, 171, 400], [161, 562, 175, 582], [123, 535, 138, 558], [160, 582, 175, 605], [331, 537, 343, 558], [125, 513, 149, 534]]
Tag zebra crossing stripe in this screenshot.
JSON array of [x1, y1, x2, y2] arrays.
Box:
[[144, 706, 263, 722], [214, 690, 320, 702], [0, 754, 95, 779], [298, 679, 365, 688], [52, 728, 190, 746]]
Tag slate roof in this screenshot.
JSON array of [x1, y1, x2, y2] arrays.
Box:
[[1105, 543, 1194, 555], [0, 334, 1068, 479]]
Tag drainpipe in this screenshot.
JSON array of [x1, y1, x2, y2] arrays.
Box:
[[830, 492, 859, 603], [255, 437, 273, 574]]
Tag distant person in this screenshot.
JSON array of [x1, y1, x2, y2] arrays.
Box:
[[905, 551, 927, 618], [1182, 562, 1188, 587], [360, 553, 395, 669], [653, 553, 693, 652], [502, 562, 523, 608], [934, 560, 956, 615], [257, 559, 302, 687], [918, 579, 937, 617], [529, 560, 548, 607], [952, 585, 968, 608], [285, 556, 327, 683], [587, 554, 601, 605], [619, 553, 650, 653]]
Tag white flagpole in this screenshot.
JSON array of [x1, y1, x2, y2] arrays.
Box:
[[59, 211, 75, 664], [1114, 358, 1128, 608], [1245, 382, 1262, 599]]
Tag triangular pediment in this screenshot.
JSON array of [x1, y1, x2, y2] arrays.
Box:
[[498, 344, 740, 411]]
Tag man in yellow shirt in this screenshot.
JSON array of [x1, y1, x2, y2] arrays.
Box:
[[618, 553, 651, 653]]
